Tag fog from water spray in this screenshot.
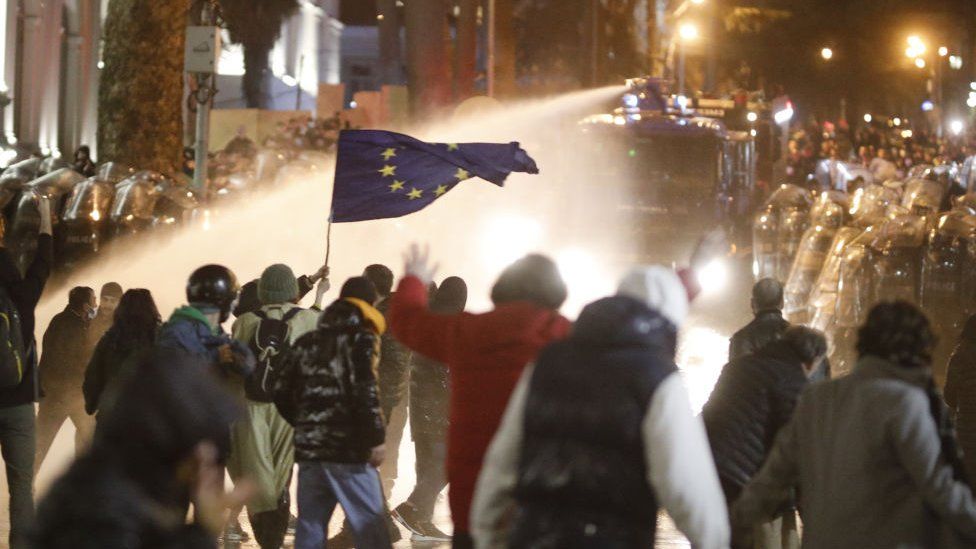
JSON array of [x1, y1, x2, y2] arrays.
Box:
[[38, 85, 628, 329], [31, 85, 741, 501]]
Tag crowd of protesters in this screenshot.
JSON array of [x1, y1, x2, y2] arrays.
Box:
[[784, 116, 976, 187], [0, 201, 972, 549]]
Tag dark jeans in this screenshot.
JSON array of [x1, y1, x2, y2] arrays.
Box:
[[35, 392, 94, 472], [296, 462, 390, 549], [406, 436, 447, 520], [0, 404, 35, 549]]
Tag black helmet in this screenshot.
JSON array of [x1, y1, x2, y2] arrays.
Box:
[[187, 264, 239, 323]]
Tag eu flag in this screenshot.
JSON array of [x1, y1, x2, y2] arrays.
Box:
[[330, 130, 539, 223]]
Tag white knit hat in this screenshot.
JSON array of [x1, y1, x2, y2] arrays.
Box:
[[616, 266, 689, 328]]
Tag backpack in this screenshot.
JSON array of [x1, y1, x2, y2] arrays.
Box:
[[0, 288, 24, 390], [244, 308, 302, 402]]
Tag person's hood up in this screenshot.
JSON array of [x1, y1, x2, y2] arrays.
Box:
[[345, 298, 387, 335], [318, 298, 387, 335], [167, 305, 216, 335], [616, 266, 689, 328], [572, 295, 677, 355]]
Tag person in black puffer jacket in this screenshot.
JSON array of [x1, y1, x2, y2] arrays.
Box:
[[702, 326, 828, 548], [729, 278, 790, 361], [273, 277, 390, 549]]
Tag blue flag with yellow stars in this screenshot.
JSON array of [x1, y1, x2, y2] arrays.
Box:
[[330, 129, 539, 223]]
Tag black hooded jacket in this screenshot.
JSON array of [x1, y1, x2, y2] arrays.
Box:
[[728, 309, 790, 361], [512, 296, 678, 547], [702, 339, 810, 502], [274, 299, 385, 463], [32, 349, 242, 549]]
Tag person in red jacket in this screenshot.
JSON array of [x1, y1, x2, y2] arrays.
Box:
[[389, 245, 572, 548]]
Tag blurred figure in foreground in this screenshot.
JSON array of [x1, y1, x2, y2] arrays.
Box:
[[472, 266, 729, 549], [944, 314, 976, 482], [32, 349, 250, 548], [735, 301, 976, 547], [274, 277, 391, 549], [703, 326, 828, 548], [393, 276, 468, 542], [83, 289, 161, 416]]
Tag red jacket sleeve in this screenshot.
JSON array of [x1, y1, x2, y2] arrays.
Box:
[[389, 276, 461, 365], [676, 267, 701, 304]]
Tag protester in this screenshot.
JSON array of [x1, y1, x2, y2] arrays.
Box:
[[228, 264, 322, 549], [735, 301, 976, 547], [83, 289, 161, 416], [363, 263, 412, 495], [944, 313, 976, 482], [32, 349, 251, 548], [472, 265, 729, 548], [234, 266, 328, 318], [389, 245, 572, 547], [156, 264, 253, 380], [89, 282, 123, 344], [35, 286, 98, 469], [703, 326, 828, 548], [0, 196, 53, 549], [274, 277, 390, 549], [729, 278, 790, 360], [393, 276, 468, 542]]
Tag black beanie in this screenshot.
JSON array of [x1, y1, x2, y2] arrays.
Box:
[[340, 276, 378, 305]]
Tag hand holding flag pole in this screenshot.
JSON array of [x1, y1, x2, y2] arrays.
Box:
[[323, 129, 540, 268]]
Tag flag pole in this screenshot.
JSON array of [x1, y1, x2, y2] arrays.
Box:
[[324, 214, 333, 268]]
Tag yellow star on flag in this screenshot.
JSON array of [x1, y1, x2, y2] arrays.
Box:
[[447, 143, 459, 151], [389, 180, 405, 192], [378, 164, 397, 177], [454, 168, 470, 180], [434, 184, 448, 197], [407, 187, 423, 200], [381, 148, 397, 160]]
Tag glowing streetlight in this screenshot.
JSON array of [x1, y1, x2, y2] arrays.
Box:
[[906, 46, 918, 58], [893, 117, 902, 126], [863, 113, 873, 123], [746, 111, 758, 123], [821, 47, 833, 61], [950, 119, 964, 135], [691, 0, 705, 4], [679, 22, 699, 42], [939, 46, 949, 57], [907, 35, 926, 55], [915, 57, 926, 69], [950, 55, 964, 70]]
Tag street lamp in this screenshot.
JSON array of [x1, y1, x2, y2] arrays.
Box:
[[939, 46, 949, 57], [908, 35, 925, 55], [679, 22, 700, 41], [821, 47, 833, 61], [864, 113, 873, 123], [691, 0, 705, 4], [915, 57, 926, 69], [677, 22, 700, 96]]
